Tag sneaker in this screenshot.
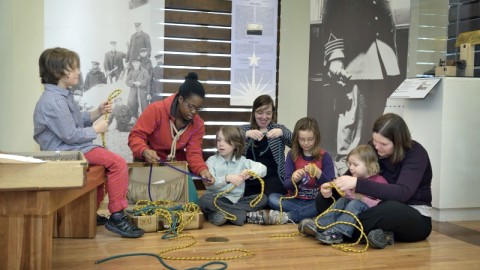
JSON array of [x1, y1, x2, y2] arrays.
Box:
[[208, 211, 227, 226], [367, 229, 394, 249], [246, 210, 289, 225], [298, 219, 319, 237], [316, 229, 344, 244], [97, 215, 109, 226], [246, 210, 263, 224], [105, 211, 145, 238]]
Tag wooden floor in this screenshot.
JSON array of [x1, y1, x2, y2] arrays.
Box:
[[52, 219, 480, 270]]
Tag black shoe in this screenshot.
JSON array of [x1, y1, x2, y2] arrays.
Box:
[[97, 215, 109, 226], [367, 229, 394, 249], [105, 211, 145, 238], [317, 229, 344, 245]]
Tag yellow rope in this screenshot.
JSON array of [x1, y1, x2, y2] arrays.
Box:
[[132, 200, 199, 235], [158, 234, 255, 261], [270, 167, 303, 237], [246, 171, 265, 207], [213, 170, 265, 222], [101, 89, 122, 148], [271, 164, 319, 236], [313, 181, 369, 253], [132, 200, 255, 261], [213, 185, 237, 220]]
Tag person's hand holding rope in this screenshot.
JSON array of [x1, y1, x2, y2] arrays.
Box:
[[246, 129, 265, 141], [226, 169, 252, 185], [239, 169, 251, 181], [292, 168, 306, 183], [93, 118, 109, 134], [265, 128, 283, 139], [320, 182, 334, 198], [98, 100, 112, 115], [226, 174, 244, 186], [320, 180, 346, 197], [142, 149, 160, 163], [101, 89, 122, 147], [333, 175, 357, 196], [199, 169, 215, 186]]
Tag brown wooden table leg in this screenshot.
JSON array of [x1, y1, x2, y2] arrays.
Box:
[[0, 213, 53, 270], [54, 188, 98, 238]]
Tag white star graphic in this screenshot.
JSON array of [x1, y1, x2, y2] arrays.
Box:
[[248, 53, 260, 67]]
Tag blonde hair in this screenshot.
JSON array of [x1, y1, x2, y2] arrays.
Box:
[[216, 126, 246, 159], [347, 145, 380, 176]]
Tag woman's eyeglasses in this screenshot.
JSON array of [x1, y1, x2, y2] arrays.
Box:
[[183, 100, 203, 112]]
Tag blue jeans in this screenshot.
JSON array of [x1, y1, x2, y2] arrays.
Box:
[[268, 193, 318, 223], [318, 197, 368, 237]]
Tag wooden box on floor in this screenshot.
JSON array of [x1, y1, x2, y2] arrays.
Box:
[[126, 161, 189, 204], [158, 211, 205, 231], [126, 161, 205, 232], [130, 214, 159, 233]]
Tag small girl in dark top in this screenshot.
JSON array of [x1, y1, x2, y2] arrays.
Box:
[[316, 144, 387, 244], [246, 117, 335, 225]]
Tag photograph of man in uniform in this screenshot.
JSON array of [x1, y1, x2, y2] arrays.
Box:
[[104, 41, 127, 83], [151, 53, 164, 101], [308, 0, 409, 174]]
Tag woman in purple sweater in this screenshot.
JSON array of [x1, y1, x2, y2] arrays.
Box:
[[300, 113, 432, 249]]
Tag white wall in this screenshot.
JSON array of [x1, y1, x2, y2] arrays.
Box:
[[277, 0, 310, 130], [403, 78, 480, 221], [0, 0, 44, 152]]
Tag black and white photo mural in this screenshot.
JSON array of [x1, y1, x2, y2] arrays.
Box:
[[308, 0, 410, 174], [45, 0, 165, 161]]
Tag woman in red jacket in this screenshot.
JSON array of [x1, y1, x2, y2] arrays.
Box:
[[128, 72, 215, 184]]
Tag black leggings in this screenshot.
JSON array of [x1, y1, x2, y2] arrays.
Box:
[[315, 195, 432, 242]]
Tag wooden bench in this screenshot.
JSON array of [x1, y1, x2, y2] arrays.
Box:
[[0, 166, 106, 270]]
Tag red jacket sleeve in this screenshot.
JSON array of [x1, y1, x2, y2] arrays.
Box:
[[128, 103, 161, 160]]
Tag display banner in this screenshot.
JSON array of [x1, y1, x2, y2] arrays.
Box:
[[230, 0, 278, 106], [307, 0, 411, 174], [45, 0, 165, 161]]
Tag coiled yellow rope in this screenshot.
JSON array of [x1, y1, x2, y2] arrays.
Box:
[[132, 199, 255, 261], [314, 181, 369, 253], [101, 89, 122, 148], [132, 200, 199, 235], [213, 170, 265, 221], [158, 234, 254, 261]]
